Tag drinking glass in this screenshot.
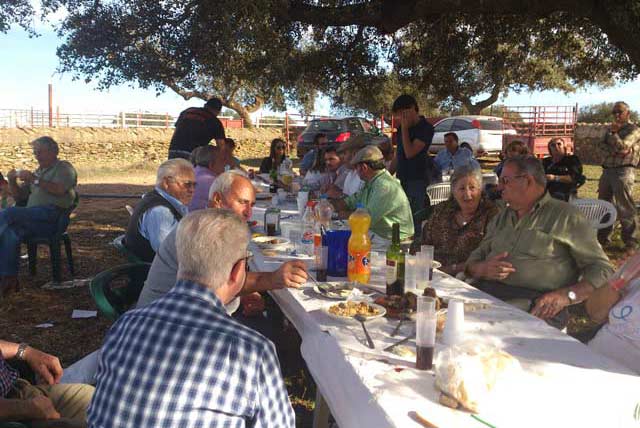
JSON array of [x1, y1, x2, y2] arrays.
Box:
[[416, 296, 437, 370]]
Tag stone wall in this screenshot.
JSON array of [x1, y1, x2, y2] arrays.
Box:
[[0, 127, 284, 172]]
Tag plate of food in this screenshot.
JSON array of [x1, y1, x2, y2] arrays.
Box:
[[255, 192, 273, 200], [251, 236, 290, 250], [313, 282, 354, 300], [326, 301, 386, 320], [375, 287, 447, 319]]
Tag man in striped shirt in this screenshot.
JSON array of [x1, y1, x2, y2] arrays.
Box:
[[88, 209, 295, 428]]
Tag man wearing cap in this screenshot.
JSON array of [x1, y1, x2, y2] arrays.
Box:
[[325, 135, 366, 199], [331, 146, 414, 241], [168, 98, 226, 160]]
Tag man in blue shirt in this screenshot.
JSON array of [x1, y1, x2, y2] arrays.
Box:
[[123, 158, 195, 262], [89, 209, 295, 428], [433, 132, 480, 179], [389, 95, 434, 227]]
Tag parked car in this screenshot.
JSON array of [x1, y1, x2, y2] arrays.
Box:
[[428, 115, 516, 156], [296, 117, 389, 157]]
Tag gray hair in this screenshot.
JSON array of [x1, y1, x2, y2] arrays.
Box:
[[208, 170, 249, 201], [450, 163, 483, 190], [176, 209, 249, 289], [32, 136, 59, 155], [156, 158, 194, 187], [191, 145, 218, 167], [504, 155, 547, 187]]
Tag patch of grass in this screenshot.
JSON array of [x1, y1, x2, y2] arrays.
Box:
[[75, 160, 161, 182]]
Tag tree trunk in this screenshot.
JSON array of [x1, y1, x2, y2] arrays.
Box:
[[230, 104, 254, 129]]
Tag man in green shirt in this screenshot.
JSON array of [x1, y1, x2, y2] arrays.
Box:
[[1, 136, 78, 293], [332, 146, 414, 241], [466, 156, 613, 328]]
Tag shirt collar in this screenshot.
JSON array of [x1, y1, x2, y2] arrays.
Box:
[[367, 169, 386, 184], [171, 279, 227, 313], [155, 186, 189, 216]]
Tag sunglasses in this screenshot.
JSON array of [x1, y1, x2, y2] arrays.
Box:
[[169, 178, 196, 189], [499, 174, 527, 186], [612, 110, 626, 115]]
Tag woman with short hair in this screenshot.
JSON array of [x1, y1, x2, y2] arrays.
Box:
[[421, 164, 499, 276]]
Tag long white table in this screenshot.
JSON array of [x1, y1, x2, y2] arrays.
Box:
[[251, 201, 640, 428]]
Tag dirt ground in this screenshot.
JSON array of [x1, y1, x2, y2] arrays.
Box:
[[1, 157, 632, 426]]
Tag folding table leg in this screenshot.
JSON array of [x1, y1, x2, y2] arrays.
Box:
[[312, 389, 330, 428]]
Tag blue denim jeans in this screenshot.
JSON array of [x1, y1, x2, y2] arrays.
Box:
[[0, 205, 61, 276]]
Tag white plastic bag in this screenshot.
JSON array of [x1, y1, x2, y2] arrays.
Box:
[[434, 341, 522, 413]]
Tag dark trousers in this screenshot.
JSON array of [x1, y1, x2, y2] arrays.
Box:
[[475, 280, 569, 330]]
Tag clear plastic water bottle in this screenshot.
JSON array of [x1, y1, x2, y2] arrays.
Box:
[[314, 195, 333, 228], [300, 201, 316, 256]]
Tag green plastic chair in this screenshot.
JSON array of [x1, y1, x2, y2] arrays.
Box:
[[89, 263, 151, 320], [112, 234, 143, 263], [23, 193, 79, 282]]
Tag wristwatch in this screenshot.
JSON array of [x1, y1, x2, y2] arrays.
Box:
[[567, 290, 577, 305], [33, 178, 40, 186], [16, 343, 29, 360]]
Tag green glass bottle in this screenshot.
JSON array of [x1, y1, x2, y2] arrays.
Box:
[[386, 223, 405, 296]]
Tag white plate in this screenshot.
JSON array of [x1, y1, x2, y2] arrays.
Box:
[[325, 302, 387, 320], [251, 236, 290, 250], [432, 260, 442, 270], [313, 281, 354, 300]]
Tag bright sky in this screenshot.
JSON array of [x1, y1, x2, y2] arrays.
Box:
[[2, 27, 640, 117]]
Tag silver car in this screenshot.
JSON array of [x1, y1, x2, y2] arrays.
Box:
[[429, 115, 517, 156]]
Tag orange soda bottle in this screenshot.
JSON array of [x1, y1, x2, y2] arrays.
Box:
[[348, 203, 372, 284]]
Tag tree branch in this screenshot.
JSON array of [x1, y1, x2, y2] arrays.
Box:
[[462, 83, 503, 114], [162, 80, 210, 101], [287, 0, 596, 34]]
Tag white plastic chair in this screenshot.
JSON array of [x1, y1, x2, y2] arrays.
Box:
[[570, 198, 617, 230], [426, 183, 451, 206], [125, 205, 134, 216]]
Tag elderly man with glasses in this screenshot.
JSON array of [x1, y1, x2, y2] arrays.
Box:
[[465, 156, 613, 329], [123, 158, 195, 262], [597, 101, 640, 249]]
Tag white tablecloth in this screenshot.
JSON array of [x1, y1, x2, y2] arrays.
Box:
[[251, 201, 640, 428]]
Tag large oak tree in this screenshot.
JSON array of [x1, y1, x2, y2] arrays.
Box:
[[2, 0, 639, 121]]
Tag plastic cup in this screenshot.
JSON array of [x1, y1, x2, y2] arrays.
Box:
[[277, 188, 287, 203], [416, 251, 431, 290], [442, 299, 465, 346], [405, 254, 417, 291], [297, 191, 309, 214], [416, 296, 437, 370], [421, 245, 435, 280]]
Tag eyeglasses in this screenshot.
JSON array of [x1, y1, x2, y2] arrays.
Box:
[[169, 178, 196, 189], [499, 174, 527, 185], [235, 252, 251, 272], [612, 110, 626, 115], [550, 142, 563, 147]]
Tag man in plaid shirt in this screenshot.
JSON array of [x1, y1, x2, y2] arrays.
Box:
[[598, 101, 640, 248], [88, 209, 295, 428]]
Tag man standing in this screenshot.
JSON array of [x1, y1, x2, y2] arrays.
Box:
[[433, 132, 479, 178], [390, 95, 434, 216], [332, 146, 414, 241], [123, 158, 194, 262], [168, 97, 226, 159], [2, 136, 77, 292], [466, 156, 613, 328], [88, 209, 296, 428], [598, 101, 640, 248]]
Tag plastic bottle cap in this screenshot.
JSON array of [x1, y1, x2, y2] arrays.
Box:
[[320, 194, 328, 199], [356, 203, 365, 209], [610, 278, 626, 291], [306, 201, 314, 206]]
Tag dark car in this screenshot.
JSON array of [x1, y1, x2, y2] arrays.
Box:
[[296, 117, 389, 157]]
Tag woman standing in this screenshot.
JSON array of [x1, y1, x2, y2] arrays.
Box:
[[422, 164, 499, 276]]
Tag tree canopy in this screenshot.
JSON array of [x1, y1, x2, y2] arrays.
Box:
[[2, 0, 640, 122]]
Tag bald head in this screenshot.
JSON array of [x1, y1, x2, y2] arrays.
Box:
[[208, 171, 256, 221]]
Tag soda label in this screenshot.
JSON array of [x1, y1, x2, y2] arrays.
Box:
[[348, 251, 371, 276]]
